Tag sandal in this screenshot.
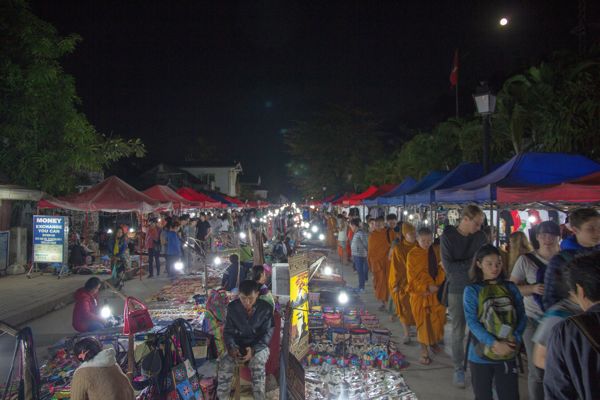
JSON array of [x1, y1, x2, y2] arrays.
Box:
[[419, 355, 432, 365], [430, 344, 443, 354]]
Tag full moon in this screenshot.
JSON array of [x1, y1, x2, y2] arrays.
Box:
[[499, 17, 508, 26]]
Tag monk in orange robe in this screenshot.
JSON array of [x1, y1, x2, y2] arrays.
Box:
[[388, 222, 417, 343], [368, 216, 392, 310], [326, 213, 337, 248], [407, 227, 446, 365]]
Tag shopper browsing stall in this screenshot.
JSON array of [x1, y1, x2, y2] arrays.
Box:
[[72, 277, 105, 333], [70, 337, 134, 400], [165, 221, 182, 277], [217, 280, 274, 400], [407, 227, 446, 365], [253, 264, 274, 307], [145, 217, 161, 277], [464, 244, 526, 400]]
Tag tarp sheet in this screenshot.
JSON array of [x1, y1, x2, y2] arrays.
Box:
[[497, 171, 600, 204], [176, 187, 226, 208], [342, 186, 379, 206], [143, 185, 202, 209], [38, 176, 168, 213], [405, 163, 484, 205], [364, 178, 417, 206], [435, 153, 600, 203]]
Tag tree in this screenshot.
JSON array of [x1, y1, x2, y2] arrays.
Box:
[[285, 106, 383, 196], [0, 0, 145, 194]]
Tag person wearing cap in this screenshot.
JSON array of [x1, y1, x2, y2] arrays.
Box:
[[509, 220, 560, 400]]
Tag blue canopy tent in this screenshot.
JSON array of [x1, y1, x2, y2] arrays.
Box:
[[364, 177, 417, 206], [380, 174, 447, 206], [435, 153, 600, 203], [405, 163, 485, 205], [402, 171, 450, 205]]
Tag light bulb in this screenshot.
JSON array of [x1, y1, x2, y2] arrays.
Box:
[[499, 17, 508, 26], [318, 233, 325, 241], [424, 219, 429, 225], [174, 261, 184, 271], [214, 256, 222, 266], [107, 228, 113, 234], [100, 305, 112, 319], [323, 266, 333, 276], [408, 214, 414, 220], [338, 291, 349, 305], [403, 210, 408, 216], [311, 225, 319, 233], [251, 218, 257, 223], [306, 232, 313, 240], [528, 215, 537, 223], [239, 232, 247, 240], [129, 228, 135, 233]]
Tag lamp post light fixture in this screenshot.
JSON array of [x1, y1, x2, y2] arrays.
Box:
[[473, 82, 496, 174]]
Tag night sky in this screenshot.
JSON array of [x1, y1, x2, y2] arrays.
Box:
[[32, 1, 597, 197]]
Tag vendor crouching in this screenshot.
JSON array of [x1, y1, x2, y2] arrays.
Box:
[[72, 277, 105, 333], [217, 280, 274, 400]]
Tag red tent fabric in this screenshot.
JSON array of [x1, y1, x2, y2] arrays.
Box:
[[143, 185, 202, 209], [38, 176, 168, 213], [176, 187, 225, 208], [342, 186, 379, 206], [497, 171, 600, 204], [223, 195, 244, 206], [245, 200, 270, 208], [364, 184, 396, 200], [332, 193, 354, 205]]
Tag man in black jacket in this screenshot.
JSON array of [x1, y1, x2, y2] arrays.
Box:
[[217, 280, 274, 400]]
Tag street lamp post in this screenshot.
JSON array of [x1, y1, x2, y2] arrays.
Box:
[[473, 82, 496, 174]]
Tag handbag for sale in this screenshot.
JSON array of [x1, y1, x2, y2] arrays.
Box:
[[350, 328, 371, 346], [323, 313, 342, 328], [371, 328, 391, 345], [123, 296, 154, 334]]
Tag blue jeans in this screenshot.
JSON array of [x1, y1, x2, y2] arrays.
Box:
[[87, 320, 105, 332], [353, 256, 368, 289], [148, 247, 160, 276]]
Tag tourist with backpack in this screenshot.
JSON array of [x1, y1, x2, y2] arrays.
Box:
[[464, 244, 526, 400], [544, 208, 600, 309], [544, 252, 600, 400], [509, 221, 560, 400]]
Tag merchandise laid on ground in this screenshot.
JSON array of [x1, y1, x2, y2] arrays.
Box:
[[305, 263, 416, 400]]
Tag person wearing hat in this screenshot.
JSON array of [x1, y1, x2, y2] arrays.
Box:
[[509, 220, 560, 400], [145, 217, 161, 277]]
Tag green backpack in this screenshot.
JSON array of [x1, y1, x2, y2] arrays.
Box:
[[474, 281, 517, 361]]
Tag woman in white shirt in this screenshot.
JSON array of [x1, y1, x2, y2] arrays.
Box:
[[509, 221, 560, 400]]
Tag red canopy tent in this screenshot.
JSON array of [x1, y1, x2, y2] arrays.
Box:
[[38, 176, 168, 213], [332, 193, 354, 205], [176, 187, 225, 208], [223, 195, 244, 207], [363, 184, 396, 200], [497, 171, 600, 204], [342, 186, 379, 206], [143, 185, 202, 209]]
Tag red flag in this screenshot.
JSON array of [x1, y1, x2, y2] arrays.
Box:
[[449, 49, 459, 87]]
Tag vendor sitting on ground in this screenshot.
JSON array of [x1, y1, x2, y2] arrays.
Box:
[[72, 277, 105, 333], [221, 254, 248, 291], [217, 280, 274, 400], [70, 337, 134, 400]]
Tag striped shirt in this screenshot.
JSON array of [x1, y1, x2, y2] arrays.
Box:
[[351, 229, 369, 258]]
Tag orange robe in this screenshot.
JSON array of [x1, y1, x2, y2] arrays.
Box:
[[407, 245, 446, 346], [326, 216, 337, 248], [368, 229, 391, 302], [346, 227, 354, 260], [388, 239, 416, 325]]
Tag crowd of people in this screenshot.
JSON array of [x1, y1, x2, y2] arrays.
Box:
[[326, 205, 600, 400]]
